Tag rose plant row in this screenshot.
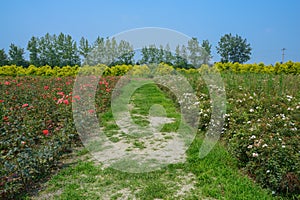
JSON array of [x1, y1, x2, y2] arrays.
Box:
[[0, 75, 119, 198]]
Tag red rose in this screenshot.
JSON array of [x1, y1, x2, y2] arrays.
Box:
[[42, 130, 49, 136], [88, 109, 95, 114], [22, 103, 29, 108], [57, 92, 64, 96], [63, 99, 69, 105], [73, 95, 80, 100]]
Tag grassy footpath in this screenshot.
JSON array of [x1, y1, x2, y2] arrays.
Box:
[[27, 81, 276, 200]]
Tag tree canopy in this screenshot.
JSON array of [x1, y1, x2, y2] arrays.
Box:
[[0, 32, 254, 67], [0, 49, 9, 66], [8, 44, 27, 66], [216, 33, 252, 63]]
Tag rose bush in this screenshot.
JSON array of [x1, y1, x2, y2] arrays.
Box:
[[184, 72, 300, 198], [0, 76, 118, 198]]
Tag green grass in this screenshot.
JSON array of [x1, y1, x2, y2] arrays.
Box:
[[27, 80, 277, 199], [100, 80, 181, 140], [187, 135, 275, 200], [29, 138, 275, 199]]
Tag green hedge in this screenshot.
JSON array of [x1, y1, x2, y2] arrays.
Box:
[[0, 61, 300, 77]]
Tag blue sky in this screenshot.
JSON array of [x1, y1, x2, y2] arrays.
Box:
[[1, 0, 299, 64]]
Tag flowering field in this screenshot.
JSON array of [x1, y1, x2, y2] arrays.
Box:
[[0, 76, 119, 198], [225, 73, 300, 197], [184, 72, 300, 197], [0, 65, 299, 198]]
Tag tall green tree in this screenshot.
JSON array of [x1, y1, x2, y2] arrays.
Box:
[[110, 38, 118, 64], [201, 40, 212, 65], [87, 37, 109, 65], [8, 43, 27, 66], [61, 33, 80, 66], [55, 33, 80, 66], [88, 36, 105, 65], [187, 38, 202, 67], [164, 44, 174, 65], [56, 33, 65, 65], [93, 36, 104, 48], [174, 45, 188, 69], [140, 45, 166, 64], [180, 45, 188, 62], [174, 45, 182, 66], [39, 33, 57, 66], [140, 47, 150, 64], [79, 37, 91, 61], [27, 36, 40, 66], [0, 49, 9, 66], [140, 44, 175, 65], [158, 45, 165, 63], [37, 33, 80, 67], [114, 40, 134, 65], [105, 37, 112, 64], [216, 33, 252, 63], [149, 45, 160, 64], [86, 37, 134, 66]]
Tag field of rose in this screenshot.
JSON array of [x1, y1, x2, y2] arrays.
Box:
[[183, 72, 300, 198], [0, 76, 119, 198], [0, 64, 299, 199], [225, 73, 299, 197]]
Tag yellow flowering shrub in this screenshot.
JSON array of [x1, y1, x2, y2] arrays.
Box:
[[154, 63, 174, 75], [0, 62, 299, 77]]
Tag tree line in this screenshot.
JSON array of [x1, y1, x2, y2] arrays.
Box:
[[0, 33, 252, 68]]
